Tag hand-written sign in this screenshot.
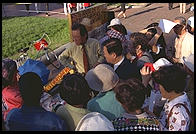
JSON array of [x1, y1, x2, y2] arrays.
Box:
[[68, 3, 114, 42]]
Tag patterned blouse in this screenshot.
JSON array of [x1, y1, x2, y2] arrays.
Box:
[[159, 92, 191, 131], [112, 112, 160, 131]]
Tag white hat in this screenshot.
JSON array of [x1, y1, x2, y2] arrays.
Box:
[[183, 54, 194, 72], [187, 16, 194, 28], [158, 19, 177, 33], [75, 112, 114, 131], [85, 64, 119, 92], [107, 18, 121, 28], [153, 58, 172, 71]]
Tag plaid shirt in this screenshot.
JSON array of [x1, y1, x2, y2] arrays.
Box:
[[107, 29, 126, 42]]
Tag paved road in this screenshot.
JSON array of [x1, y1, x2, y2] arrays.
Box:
[[2, 3, 194, 32]]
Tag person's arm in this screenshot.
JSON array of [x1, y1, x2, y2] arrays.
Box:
[[148, 26, 163, 47], [140, 65, 152, 87]]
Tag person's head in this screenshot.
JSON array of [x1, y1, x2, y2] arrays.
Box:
[[110, 24, 127, 35], [59, 73, 92, 108], [173, 24, 186, 36], [130, 32, 149, 55], [85, 64, 119, 93], [102, 38, 123, 64], [72, 23, 88, 46], [174, 16, 186, 25], [145, 22, 159, 29], [173, 16, 187, 36], [114, 78, 146, 113], [2, 59, 18, 88], [145, 28, 157, 40], [19, 72, 43, 106], [152, 65, 187, 99]]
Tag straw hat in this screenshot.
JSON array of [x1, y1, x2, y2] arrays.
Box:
[[85, 64, 119, 92]]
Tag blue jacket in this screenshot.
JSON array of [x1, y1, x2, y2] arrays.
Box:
[[5, 105, 67, 131]]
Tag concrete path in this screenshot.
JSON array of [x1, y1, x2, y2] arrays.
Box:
[[2, 3, 194, 32]]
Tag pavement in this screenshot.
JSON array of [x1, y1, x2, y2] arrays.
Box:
[[2, 3, 194, 32]]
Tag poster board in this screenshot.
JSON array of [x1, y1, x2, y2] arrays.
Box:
[[68, 3, 114, 42]]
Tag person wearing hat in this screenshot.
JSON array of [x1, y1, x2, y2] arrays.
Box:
[[102, 38, 141, 80], [59, 23, 104, 74], [5, 72, 68, 131], [52, 73, 93, 131], [112, 78, 161, 131], [2, 59, 23, 121], [187, 16, 194, 35], [85, 64, 125, 121], [99, 18, 131, 56], [75, 112, 114, 131]]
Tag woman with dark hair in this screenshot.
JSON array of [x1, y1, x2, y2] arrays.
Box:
[[140, 23, 167, 62], [2, 59, 23, 121], [142, 64, 191, 131], [130, 32, 154, 70], [53, 73, 93, 130], [112, 78, 160, 131]]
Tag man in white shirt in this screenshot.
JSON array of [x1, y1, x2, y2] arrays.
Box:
[[173, 24, 194, 63]]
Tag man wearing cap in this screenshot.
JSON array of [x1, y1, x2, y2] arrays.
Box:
[[59, 23, 104, 74], [102, 38, 140, 81]]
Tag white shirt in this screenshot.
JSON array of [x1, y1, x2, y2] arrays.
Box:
[[159, 92, 191, 131], [114, 56, 124, 71], [174, 32, 194, 63]]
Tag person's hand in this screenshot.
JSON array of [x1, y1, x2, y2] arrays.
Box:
[[140, 65, 152, 87], [140, 65, 152, 76]]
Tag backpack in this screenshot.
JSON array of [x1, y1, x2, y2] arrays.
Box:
[[18, 59, 50, 85]]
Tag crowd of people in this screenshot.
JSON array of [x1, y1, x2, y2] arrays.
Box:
[[2, 5, 194, 131]]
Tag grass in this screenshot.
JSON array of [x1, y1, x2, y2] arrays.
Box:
[[2, 16, 70, 60]]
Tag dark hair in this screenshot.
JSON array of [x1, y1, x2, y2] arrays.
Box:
[[130, 32, 149, 52], [111, 24, 127, 35], [102, 38, 123, 57], [145, 22, 159, 29], [173, 24, 185, 35], [59, 73, 92, 108], [72, 23, 88, 39], [152, 65, 187, 93], [174, 16, 186, 25], [114, 78, 146, 112], [2, 59, 17, 88], [19, 72, 43, 106]]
